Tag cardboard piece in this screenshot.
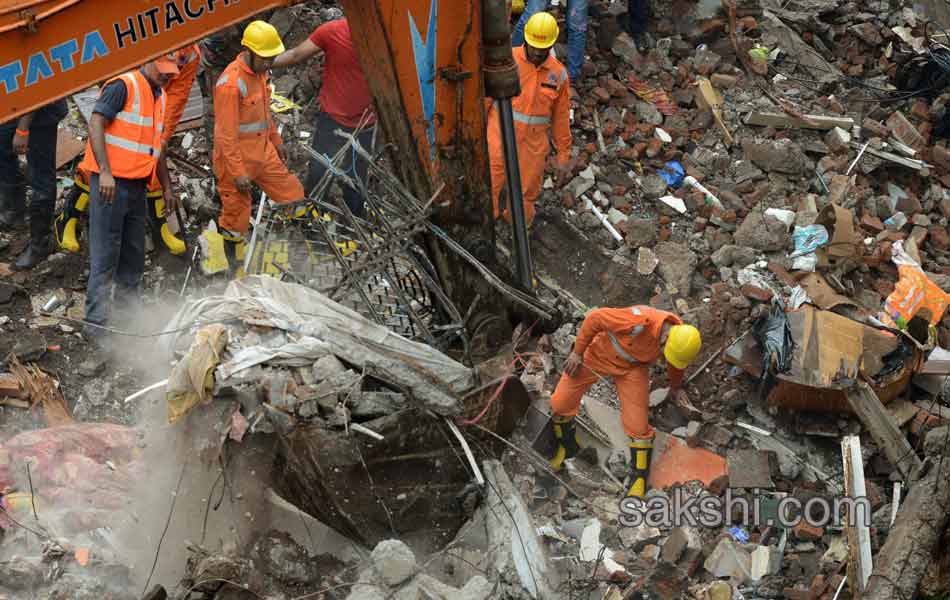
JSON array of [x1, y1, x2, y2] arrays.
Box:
[[797, 272, 857, 310], [55, 130, 86, 168], [782, 306, 899, 389], [814, 204, 859, 265], [765, 306, 920, 412]]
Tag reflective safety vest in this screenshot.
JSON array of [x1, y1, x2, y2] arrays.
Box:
[[215, 68, 270, 140], [79, 70, 166, 180]]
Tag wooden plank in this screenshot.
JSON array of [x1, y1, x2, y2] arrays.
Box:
[[0, 374, 24, 398], [0, 397, 30, 409], [745, 111, 855, 130], [848, 141, 926, 170], [841, 435, 873, 598], [865, 439, 950, 600], [847, 382, 924, 480]]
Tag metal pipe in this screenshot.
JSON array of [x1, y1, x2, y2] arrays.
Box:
[[497, 99, 534, 291]]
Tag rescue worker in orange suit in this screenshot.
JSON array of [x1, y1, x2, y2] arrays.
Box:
[[55, 45, 200, 257], [487, 11, 572, 225], [202, 21, 304, 275], [548, 306, 702, 498], [80, 58, 180, 351]]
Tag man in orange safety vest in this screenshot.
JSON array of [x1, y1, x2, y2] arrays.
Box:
[[79, 57, 180, 351]]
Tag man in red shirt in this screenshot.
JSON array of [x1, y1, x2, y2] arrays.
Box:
[[273, 16, 375, 217]]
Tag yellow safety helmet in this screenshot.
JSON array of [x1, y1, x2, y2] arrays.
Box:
[[511, 0, 526, 15], [242, 20, 285, 58], [664, 324, 702, 370], [524, 12, 559, 49]]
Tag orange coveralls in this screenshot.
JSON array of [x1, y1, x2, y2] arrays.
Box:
[[161, 44, 201, 145], [213, 53, 304, 235], [551, 306, 685, 440], [487, 46, 572, 225]]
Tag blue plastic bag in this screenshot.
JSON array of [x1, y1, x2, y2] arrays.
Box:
[[658, 161, 685, 188], [789, 225, 829, 258]]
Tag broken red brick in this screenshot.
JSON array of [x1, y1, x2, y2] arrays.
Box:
[[710, 73, 737, 89], [793, 521, 824, 541], [933, 145, 950, 175], [740, 284, 774, 302], [767, 262, 799, 287], [605, 77, 627, 98], [873, 278, 895, 297], [658, 227, 671, 241], [862, 117, 889, 139], [561, 192, 576, 209], [929, 225, 950, 250], [910, 408, 944, 435], [646, 138, 663, 158], [591, 86, 611, 104], [911, 99, 931, 121]]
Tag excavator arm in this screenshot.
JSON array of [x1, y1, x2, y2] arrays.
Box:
[[0, 0, 297, 122]]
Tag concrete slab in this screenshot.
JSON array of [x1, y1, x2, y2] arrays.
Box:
[[727, 449, 775, 489]]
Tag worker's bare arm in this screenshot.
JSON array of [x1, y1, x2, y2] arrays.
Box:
[[89, 113, 115, 202], [272, 39, 322, 69]]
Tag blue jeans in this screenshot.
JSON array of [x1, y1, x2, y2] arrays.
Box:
[[0, 121, 59, 219], [511, 0, 589, 81], [304, 112, 375, 218], [627, 0, 651, 35], [84, 173, 148, 346]]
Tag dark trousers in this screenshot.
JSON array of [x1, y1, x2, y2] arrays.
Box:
[[84, 173, 148, 345], [627, 0, 651, 35], [0, 121, 58, 220], [304, 112, 374, 218]]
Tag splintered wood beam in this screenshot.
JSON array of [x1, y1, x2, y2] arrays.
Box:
[[846, 382, 923, 480], [841, 435, 872, 598], [865, 443, 950, 599], [745, 111, 855, 130]]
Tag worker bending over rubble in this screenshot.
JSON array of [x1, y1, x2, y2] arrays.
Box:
[[0, 99, 68, 270], [203, 21, 304, 275], [548, 306, 701, 498], [272, 14, 376, 217], [79, 57, 180, 350], [488, 11, 572, 225], [55, 45, 200, 257]]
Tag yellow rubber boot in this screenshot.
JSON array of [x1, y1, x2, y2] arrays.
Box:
[[222, 231, 247, 279], [199, 224, 229, 275], [626, 437, 654, 498], [54, 177, 89, 253], [147, 189, 186, 255], [549, 415, 583, 471]]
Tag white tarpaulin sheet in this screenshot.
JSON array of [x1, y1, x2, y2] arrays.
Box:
[[165, 276, 473, 415]]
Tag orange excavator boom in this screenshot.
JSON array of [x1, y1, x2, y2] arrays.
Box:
[[0, 0, 295, 122]]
